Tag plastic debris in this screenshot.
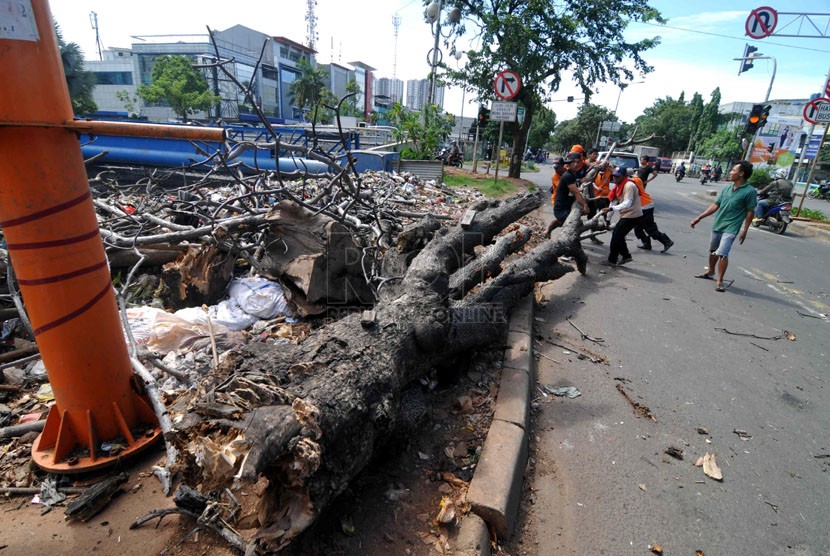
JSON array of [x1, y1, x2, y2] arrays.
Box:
[[35, 383, 54, 403], [544, 385, 581, 398], [434, 496, 457, 525]]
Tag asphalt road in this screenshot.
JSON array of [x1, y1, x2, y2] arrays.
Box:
[[515, 166, 829, 555]]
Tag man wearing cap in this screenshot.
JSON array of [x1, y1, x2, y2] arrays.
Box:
[[600, 166, 643, 266], [545, 152, 590, 238]]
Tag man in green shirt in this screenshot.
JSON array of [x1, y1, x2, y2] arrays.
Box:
[[690, 160, 757, 292]]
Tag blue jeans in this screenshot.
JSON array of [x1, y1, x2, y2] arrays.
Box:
[[708, 230, 738, 258], [755, 198, 773, 218]]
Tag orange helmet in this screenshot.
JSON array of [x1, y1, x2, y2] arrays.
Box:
[[570, 144, 584, 154]]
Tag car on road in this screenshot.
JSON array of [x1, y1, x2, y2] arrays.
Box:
[[658, 157, 672, 173], [599, 151, 639, 175]]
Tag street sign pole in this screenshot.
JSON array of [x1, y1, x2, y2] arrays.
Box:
[[494, 121, 505, 186], [794, 66, 830, 210], [472, 125, 480, 173], [795, 122, 829, 217]]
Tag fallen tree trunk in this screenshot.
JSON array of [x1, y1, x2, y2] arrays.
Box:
[[140, 192, 605, 553]]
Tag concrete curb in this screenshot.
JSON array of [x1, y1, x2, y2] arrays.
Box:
[[689, 191, 830, 243], [464, 294, 533, 548]]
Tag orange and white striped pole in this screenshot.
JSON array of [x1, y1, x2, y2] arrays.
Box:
[[0, 0, 163, 472]]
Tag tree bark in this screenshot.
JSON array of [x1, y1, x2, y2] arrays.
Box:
[[158, 192, 604, 553]]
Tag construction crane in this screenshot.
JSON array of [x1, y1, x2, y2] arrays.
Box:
[[305, 0, 318, 51]]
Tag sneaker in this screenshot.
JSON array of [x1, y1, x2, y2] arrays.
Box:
[[660, 240, 674, 253], [637, 244, 652, 250], [618, 255, 633, 265]]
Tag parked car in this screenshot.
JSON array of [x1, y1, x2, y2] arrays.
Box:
[[599, 151, 639, 174], [658, 157, 672, 173]]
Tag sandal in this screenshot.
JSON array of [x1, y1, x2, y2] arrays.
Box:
[[714, 283, 726, 292], [694, 273, 713, 280]]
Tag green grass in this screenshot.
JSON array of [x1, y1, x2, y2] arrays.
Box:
[[444, 174, 519, 197], [794, 207, 828, 221]]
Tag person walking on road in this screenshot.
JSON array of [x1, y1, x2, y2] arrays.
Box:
[[631, 177, 674, 253], [690, 160, 758, 292], [600, 166, 643, 266], [636, 155, 658, 187]]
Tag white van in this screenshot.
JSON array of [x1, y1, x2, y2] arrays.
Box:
[[599, 151, 639, 175]]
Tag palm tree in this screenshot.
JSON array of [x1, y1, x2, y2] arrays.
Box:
[[289, 58, 328, 120], [54, 23, 97, 115]]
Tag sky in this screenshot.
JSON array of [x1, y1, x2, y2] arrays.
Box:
[[48, 0, 830, 124]]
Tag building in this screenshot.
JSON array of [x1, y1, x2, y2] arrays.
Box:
[[84, 25, 317, 123], [375, 77, 404, 105], [405, 78, 444, 111]]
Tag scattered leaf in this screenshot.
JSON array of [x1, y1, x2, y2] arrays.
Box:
[[702, 453, 723, 481], [697, 551, 705, 556], [783, 330, 796, 341], [733, 429, 752, 440], [694, 456, 705, 467], [696, 427, 708, 435], [649, 542, 664, 554], [434, 496, 457, 525], [454, 395, 473, 414], [638, 483, 647, 492], [664, 446, 684, 460]]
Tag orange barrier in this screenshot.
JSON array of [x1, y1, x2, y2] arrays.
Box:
[[0, 0, 163, 471]]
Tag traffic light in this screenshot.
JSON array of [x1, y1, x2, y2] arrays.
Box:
[[478, 106, 490, 125], [744, 103, 764, 135], [739, 44, 758, 74], [759, 104, 771, 128]]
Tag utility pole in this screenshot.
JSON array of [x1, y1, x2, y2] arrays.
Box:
[[89, 11, 103, 61]]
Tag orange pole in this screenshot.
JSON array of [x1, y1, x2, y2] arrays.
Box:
[[0, 0, 160, 472], [0, 120, 227, 142]]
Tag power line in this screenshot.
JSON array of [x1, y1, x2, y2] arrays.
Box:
[[643, 21, 830, 54]]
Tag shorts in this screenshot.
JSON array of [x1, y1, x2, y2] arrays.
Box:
[[708, 230, 738, 258], [553, 208, 571, 222]]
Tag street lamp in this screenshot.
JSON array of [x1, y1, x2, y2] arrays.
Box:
[[425, 1, 461, 106]]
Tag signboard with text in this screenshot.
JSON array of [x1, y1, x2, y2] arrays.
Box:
[[490, 101, 518, 122]]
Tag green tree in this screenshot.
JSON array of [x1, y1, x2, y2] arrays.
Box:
[[115, 90, 141, 117], [551, 103, 616, 153], [288, 58, 328, 120], [694, 87, 722, 151], [686, 92, 705, 151], [342, 78, 363, 118], [137, 55, 218, 122], [697, 127, 742, 165], [633, 94, 698, 156], [443, 1, 663, 177], [527, 105, 557, 151], [388, 102, 453, 159], [55, 24, 97, 115]]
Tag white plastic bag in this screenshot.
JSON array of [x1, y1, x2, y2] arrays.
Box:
[[227, 276, 289, 319]]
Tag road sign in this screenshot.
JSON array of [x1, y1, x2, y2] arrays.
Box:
[[803, 97, 830, 124], [824, 75, 830, 98], [490, 101, 517, 122], [494, 69, 521, 100], [745, 6, 778, 39]]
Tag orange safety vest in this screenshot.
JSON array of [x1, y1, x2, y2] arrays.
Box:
[[594, 167, 611, 197], [551, 172, 561, 204], [629, 175, 653, 206]]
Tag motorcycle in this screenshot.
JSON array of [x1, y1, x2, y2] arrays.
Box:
[[675, 169, 686, 182], [699, 171, 710, 185], [806, 182, 830, 201], [435, 148, 463, 168], [752, 199, 791, 235]]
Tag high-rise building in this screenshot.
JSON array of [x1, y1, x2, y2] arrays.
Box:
[[376, 77, 404, 105], [405, 78, 443, 111]]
